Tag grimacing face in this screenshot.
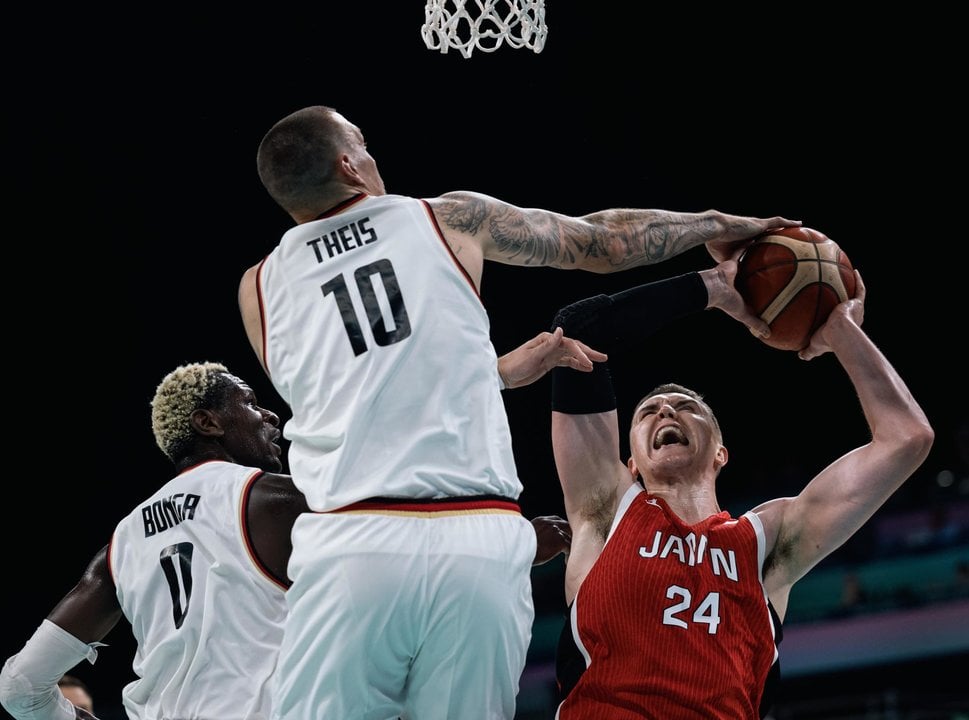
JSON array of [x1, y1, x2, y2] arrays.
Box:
[[628, 391, 725, 478], [631, 389, 721, 443]]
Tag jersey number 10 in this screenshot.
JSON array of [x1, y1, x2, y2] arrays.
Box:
[[322, 259, 412, 356]]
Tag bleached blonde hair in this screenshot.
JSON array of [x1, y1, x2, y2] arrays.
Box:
[[150, 362, 230, 461]]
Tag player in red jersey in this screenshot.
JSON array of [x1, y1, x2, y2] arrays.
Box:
[[549, 254, 933, 719]]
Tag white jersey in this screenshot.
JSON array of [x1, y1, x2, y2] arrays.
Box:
[[257, 192, 522, 510], [109, 460, 288, 720]]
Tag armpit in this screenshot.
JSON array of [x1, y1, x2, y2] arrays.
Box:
[[579, 486, 618, 543]]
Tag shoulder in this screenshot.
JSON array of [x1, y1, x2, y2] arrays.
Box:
[[748, 496, 789, 550], [425, 191, 504, 228], [239, 263, 262, 305], [750, 496, 799, 592], [241, 262, 260, 283], [427, 190, 493, 205], [248, 473, 308, 516], [244, 473, 306, 588]]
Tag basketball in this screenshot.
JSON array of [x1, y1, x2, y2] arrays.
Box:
[[736, 227, 856, 351]]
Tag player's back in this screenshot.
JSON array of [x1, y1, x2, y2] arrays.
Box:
[[258, 192, 521, 510], [109, 460, 287, 720]]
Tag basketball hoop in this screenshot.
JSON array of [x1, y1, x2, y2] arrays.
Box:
[[422, 0, 547, 58]]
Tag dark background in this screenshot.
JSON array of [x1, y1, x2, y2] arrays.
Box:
[[7, 5, 966, 718]]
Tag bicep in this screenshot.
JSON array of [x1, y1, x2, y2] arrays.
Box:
[[430, 191, 578, 272], [46, 545, 122, 644], [552, 409, 626, 518], [767, 442, 907, 587], [552, 409, 632, 605]]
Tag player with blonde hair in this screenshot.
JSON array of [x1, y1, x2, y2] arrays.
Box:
[[0, 327, 587, 720]]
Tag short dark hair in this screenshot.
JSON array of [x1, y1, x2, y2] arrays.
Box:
[[256, 105, 348, 216]]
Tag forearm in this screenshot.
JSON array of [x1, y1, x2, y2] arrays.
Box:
[[0, 621, 101, 720], [573, 208, 725, 272], [550, 272, 708, 414], [437, 192, 794, 274], [780, 323, 934, 573], [832, 322, 933, 457], [553, 271, 708, 354]]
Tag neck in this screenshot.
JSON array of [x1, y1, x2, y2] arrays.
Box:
[[174, 449, 230, 474], [645, 478, 720, 524], [295, 186, 370, 224]]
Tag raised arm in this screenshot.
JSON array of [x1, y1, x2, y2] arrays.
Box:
[[550, 272, 719, 602], [425, 191, 799, 288], [752, 274, 934, 613]]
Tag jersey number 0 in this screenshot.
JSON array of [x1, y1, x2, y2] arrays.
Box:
[[159, 542, 194, 629]]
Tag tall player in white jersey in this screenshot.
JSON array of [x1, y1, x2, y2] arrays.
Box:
[[241, 104, 801, 720]]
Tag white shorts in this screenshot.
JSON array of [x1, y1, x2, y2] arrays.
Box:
[[273, 497, 537, 720]]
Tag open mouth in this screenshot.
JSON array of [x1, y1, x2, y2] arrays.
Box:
[[653, 425, 687, 449]]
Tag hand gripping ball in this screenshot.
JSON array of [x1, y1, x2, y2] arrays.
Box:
[[736, 227, 856, 351]]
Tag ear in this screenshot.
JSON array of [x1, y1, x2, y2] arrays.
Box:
[[189, 408, 224, 439], [338, 153, 361, 183], [627, 456, 639, 479], [713, 444, 728, 471]]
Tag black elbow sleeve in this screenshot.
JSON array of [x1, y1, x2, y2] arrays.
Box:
[[550, 294, 615, 346]]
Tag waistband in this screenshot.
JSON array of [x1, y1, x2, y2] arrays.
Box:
[[320, 494, 521, 517]]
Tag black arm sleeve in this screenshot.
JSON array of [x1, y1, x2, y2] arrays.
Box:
[[550, 272, 708, 414]]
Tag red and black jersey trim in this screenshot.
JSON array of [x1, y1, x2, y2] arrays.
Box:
[[321, 494, 521, 516]]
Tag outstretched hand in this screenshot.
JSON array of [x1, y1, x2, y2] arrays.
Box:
[[497, 327, 608, 390], [701, 249, 772, 340], [799, 270, 866, 361], [531, 515, 572, 565], [705, 214, 802, 264]]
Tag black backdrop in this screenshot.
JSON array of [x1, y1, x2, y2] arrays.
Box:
[[7, 5, 965, 716]]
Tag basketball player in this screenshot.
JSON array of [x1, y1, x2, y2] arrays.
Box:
[[0, 362, 299, 720], [242, 104, 801, 719], [548, 255, 934, 718], [0, 334, 580, 720]]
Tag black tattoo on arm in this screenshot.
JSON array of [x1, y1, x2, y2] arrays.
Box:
[[436, 194, 728, 272], [440, 194, 568, 266], [490, 206, 563, 265], [437, 195, 489, 234]]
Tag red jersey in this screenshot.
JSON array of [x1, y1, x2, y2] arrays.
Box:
[[556, 485, 779, 720]]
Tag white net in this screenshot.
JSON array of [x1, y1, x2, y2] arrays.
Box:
[[422, 0, 547, 58]]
